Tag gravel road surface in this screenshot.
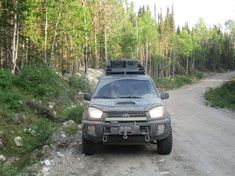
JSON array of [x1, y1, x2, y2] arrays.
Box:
[[47, 71, 235, 176]]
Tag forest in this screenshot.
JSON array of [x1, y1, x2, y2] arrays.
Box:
[[0, 0, 235, 76]]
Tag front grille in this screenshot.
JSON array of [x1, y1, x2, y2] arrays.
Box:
[[105, 111, 147, 122], [107, 111, 146, 118]]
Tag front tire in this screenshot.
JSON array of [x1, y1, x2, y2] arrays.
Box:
[[82, 138, 95, 155], [157, 128, 172, 155]]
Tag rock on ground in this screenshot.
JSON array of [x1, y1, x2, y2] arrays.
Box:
[[0, 139, 4, 149], [0, 154, 6, 162], [14, 136, 23, 147]]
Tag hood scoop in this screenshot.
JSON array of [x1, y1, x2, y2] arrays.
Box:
[[116, 101, 136, 106]]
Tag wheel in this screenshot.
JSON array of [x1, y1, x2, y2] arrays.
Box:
[[82, 137, 95, 155], [157, 128, 172, 155]]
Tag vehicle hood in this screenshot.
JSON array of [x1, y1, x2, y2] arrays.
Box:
[[89, 97, 162, 112]]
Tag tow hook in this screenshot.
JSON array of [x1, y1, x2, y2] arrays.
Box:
[[123, 134, 128, 139], [123, 131, 128, 139], [145, 135, 150, 142], [103, 135, 108, 142]]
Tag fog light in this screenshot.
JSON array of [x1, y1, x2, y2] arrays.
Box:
[[158, 124, 165, 134], [87, 125, 96, 136]]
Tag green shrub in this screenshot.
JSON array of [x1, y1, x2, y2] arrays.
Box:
[[0, 67, 90, 174], [64, 123, 78, 135], [15, 65, 66, 98], [205, 79, 235, 110], [0, 90, 24, 111], [153, 72, 204, 90], [154, 77, 174, 90], [0, 70, 15, 89], [173, 75, 191, 87], [68, 106, 85, 123], [0, 118, 56, 175], [68, 75, 90, 92], [192, 71, 204, 80], [21, 118, 56, 154], [60, 105, 86, 123], [0, 70, 25, 112], [0, 118, 56, 156], [0, 166, 18, 176]]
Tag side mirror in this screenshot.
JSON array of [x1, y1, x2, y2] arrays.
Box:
[[160, 92, 169, 100], [84, 93, 91, 101]]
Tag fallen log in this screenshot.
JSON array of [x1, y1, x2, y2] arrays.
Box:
[[26, 100, 58, 121]]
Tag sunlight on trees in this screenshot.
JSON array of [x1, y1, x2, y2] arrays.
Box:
[[0, 0, 234, 75]]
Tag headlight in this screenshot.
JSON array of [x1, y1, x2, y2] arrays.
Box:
[[87, 107, 103, 119], [149, 106, 164, 118]]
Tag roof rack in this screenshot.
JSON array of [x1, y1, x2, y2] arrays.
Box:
[[105, 60, 145, 75]]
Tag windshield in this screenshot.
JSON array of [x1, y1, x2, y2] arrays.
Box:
[[93, 79, 158, 99]]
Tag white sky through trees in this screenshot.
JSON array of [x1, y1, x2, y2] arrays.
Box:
[[129, 0, 235, 28]]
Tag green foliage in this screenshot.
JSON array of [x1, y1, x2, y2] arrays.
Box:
[[67, 106, 85, 123], [0, 70, 25, 112], [0, 70, 15, 88], [0, 166, 18, 176], [138, 9, 157, 44], [176, 29, 193, 57], [0, 117, 56, 175], [64, 123, 78, 135], [153, 72, 204, 90], [1, 0, 235, 76], [191, 71, 204, 80], [22, 119, 56, 154], [15, 65, 66, 98], [0, 118, 55, 155], [205, 79, 235, 110], [0, 90, 24, 111], [59, 105, 86, 123], [68, 75, 90, 92], [120, 22, 138, 58], [0, 67, 88, 175]]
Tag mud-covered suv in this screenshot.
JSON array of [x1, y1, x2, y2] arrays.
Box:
[[82, 60, 172, 155]]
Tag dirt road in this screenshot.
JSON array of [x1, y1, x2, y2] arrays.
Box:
[[47, 71, 235, 176]]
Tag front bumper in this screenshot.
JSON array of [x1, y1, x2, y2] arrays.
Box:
[[82, 114, 171, 144]]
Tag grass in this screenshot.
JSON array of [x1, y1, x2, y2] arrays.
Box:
[[153, 72, 204, 91], [64, 123, 79, 135], [205, 78, 235, 110], [0, 65, 90, 175], [58, 105, 86, 123]]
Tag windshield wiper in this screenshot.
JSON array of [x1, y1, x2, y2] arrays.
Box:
[[117, 96, 142, 99], [93, 96, 115, 99]]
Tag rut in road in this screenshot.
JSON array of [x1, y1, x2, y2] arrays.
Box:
[[41, 71, 235, 176]]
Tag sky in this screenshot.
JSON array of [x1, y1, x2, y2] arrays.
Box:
[[129, 0, 235, 28]]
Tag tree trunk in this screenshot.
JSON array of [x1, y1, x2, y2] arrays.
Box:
[[11, 0, 18, 74], [0, 37, 3, 68], [44, 2, 48, 64], [136, 18, 139, 58], [94, 29, 99, 69], [145, 42, 148, 72], [93, 5, 99, 69], [104, 24, 108, 63], [172, 52, 175, 77], [51, 9, 62, 66], [103, 0, 108, 63], [82, 0, 88, 74], [186, 56, 189, 75], [149, 51, 152, 76], [191, 53, 195, 73]]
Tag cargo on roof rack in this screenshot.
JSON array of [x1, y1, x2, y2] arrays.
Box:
[[105, 60, 145, 75]]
